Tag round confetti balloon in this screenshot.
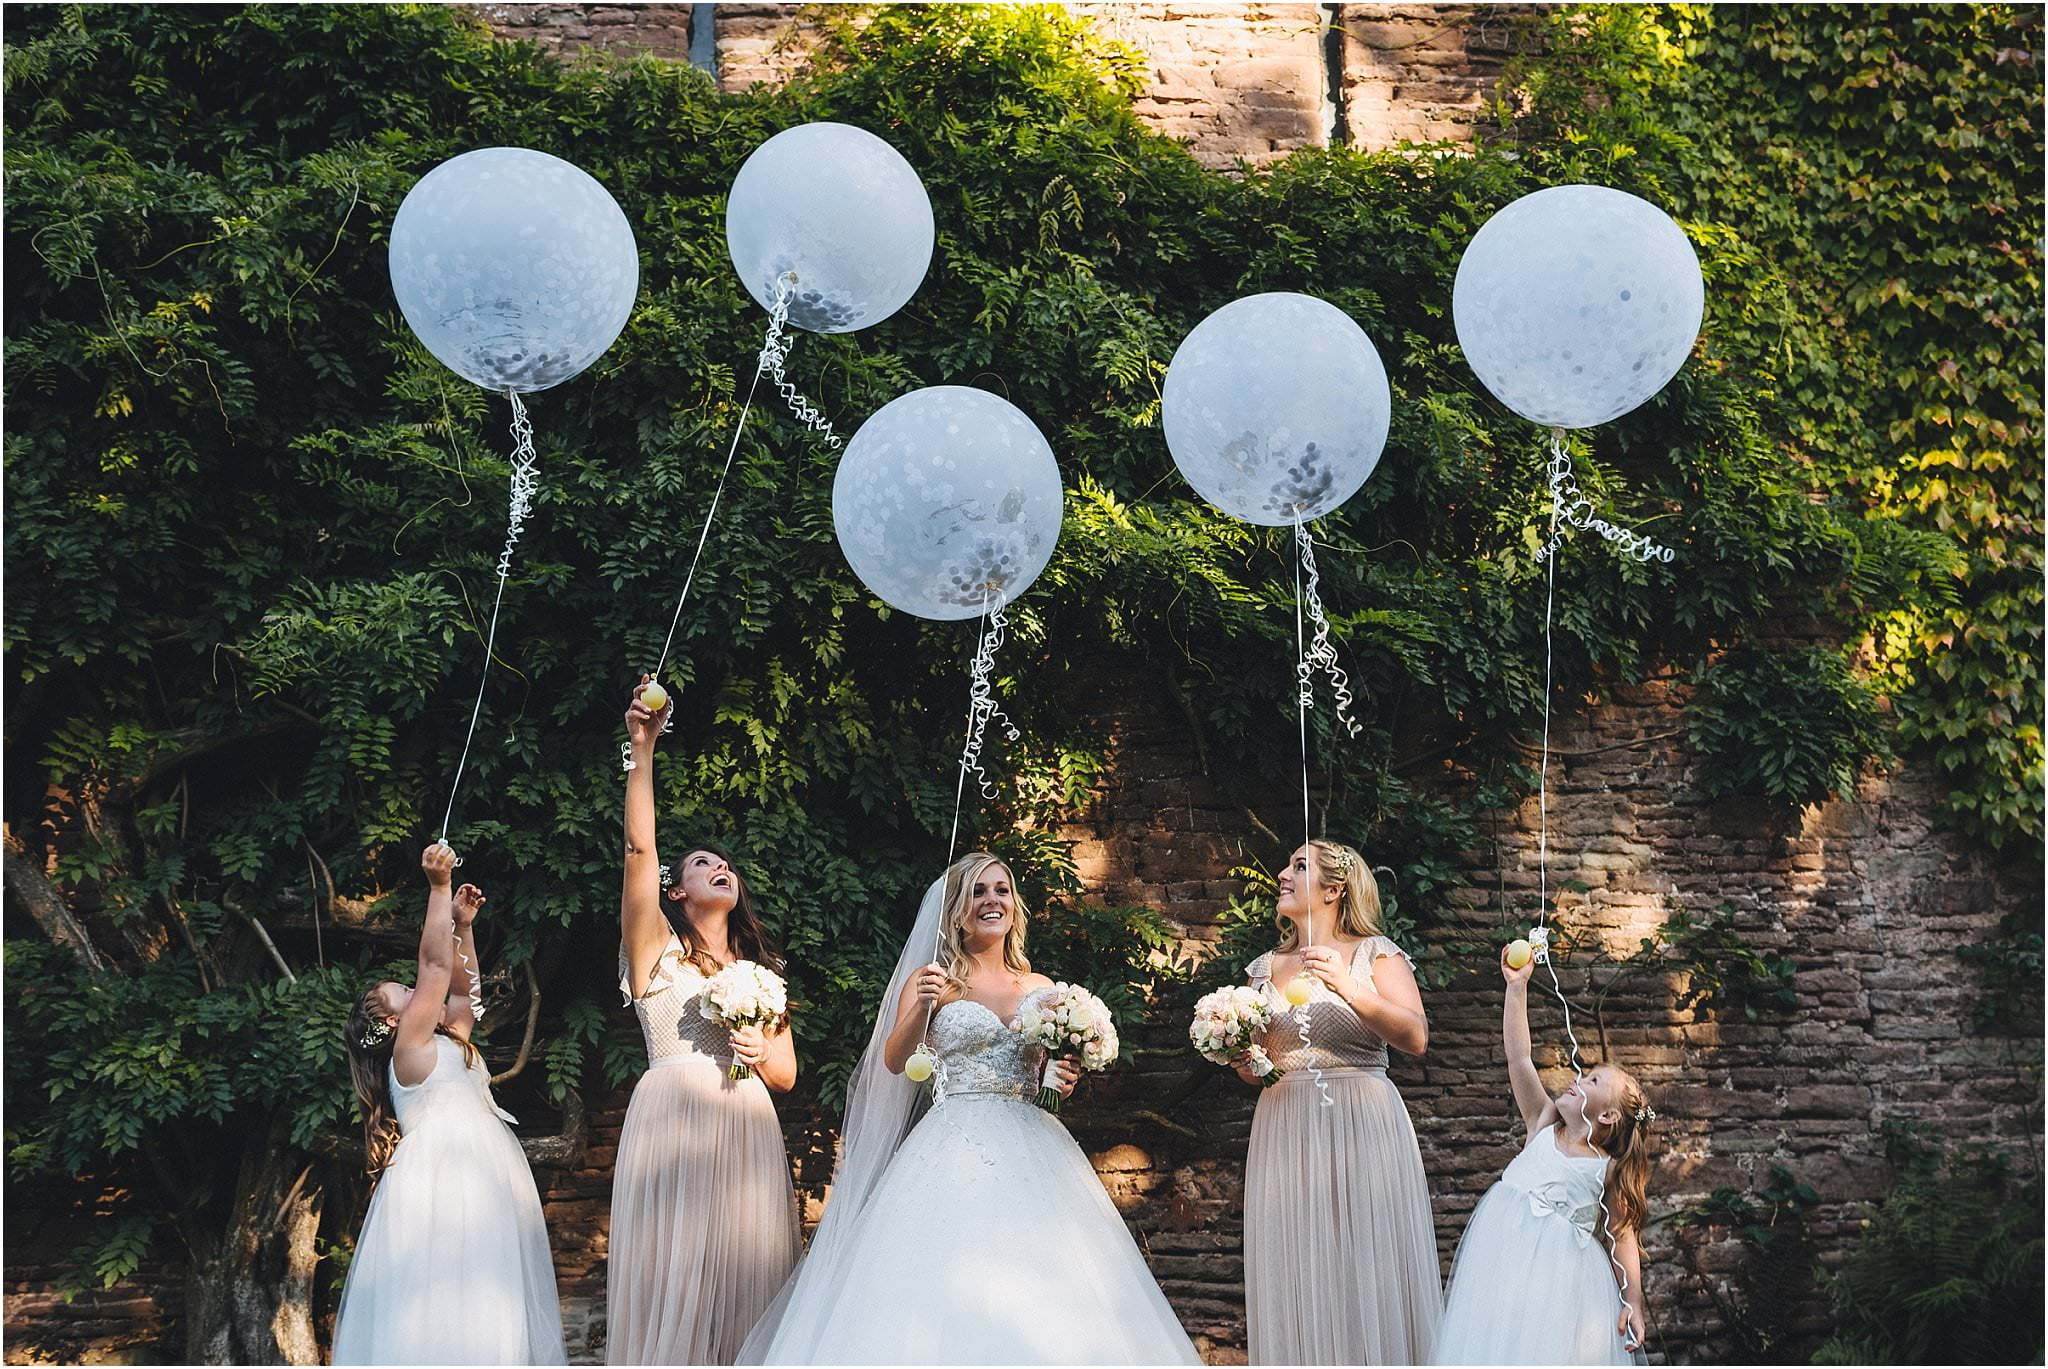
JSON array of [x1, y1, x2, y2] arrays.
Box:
[[833, 386, 1063, 622], [727, 122, 935, 335], [388, 147, 639, 393], [1162, 293, 1391, 527], [1453, 185, 1704, 429]]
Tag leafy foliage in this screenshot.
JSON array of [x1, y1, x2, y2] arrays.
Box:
[[1504, 4, 2044, 851], [1813, 1122, 2045, 1364], [0, 0, 1964, 1316], [1685, 646, 1893, 808], [1639, 903, 1800, 1021], [1664, 1163, 1823, 1363]]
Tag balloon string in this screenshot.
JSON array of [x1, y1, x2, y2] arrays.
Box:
[[920, 593, 1015, 1079], [1531, 427, 1636, 1342], [759, 273, 842, 448], [438, 390, 539, 850], [1295, 523, 1362, 738], [1536, 431, 1678, 565], [1291, 522, 1335, 1117], [624, 312, 777, 772]]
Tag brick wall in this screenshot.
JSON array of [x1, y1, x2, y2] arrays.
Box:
[[477, 3, 1536, 165]]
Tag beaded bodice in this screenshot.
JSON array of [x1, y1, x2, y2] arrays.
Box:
[[1247, 935, 1411, 1073], [619, 935, 734, 1066], [927, 988, 1055, 1104]]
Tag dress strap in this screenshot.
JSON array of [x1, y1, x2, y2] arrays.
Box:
[[1246, 951, 1273, 985], [618, 931, 688, 1005]]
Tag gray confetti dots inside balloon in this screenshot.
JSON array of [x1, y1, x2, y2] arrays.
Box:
[[833, 386, 1063, 621], [388, 147, 638, 394]]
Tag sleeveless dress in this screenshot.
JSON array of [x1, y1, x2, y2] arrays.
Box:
[[1244, 936, 1442, 1365], [332, 1034, 566, 1365], [1435, 1124, 1635, 1365], [607, 934, 800, 1365], [740, 987, 1201, 1364]]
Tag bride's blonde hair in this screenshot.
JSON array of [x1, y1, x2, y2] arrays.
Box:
[[1274, 838, 1384, 953], [935, 851, 1031, 998]]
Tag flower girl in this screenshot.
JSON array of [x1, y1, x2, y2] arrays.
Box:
[[330, 842, 566, 1365], [1435, 943, 1653, 1365]]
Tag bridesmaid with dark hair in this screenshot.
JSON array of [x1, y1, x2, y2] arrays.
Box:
[[607, 677, 800, 1365]]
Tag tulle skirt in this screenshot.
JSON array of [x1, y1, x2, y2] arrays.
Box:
[[331, 1104, 566, 1365], [742, 1094, 1201, 1365], [606, 1053, 801, 1365], [1245, 1066, 1443, 1365], [1434, 1181, 1636, 1365]]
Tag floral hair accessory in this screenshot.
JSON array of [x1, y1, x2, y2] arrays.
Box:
[[1324, 845, 1355, 882], [358, 1016, 393, 1050], [1635, 1102, 1658, 1125]]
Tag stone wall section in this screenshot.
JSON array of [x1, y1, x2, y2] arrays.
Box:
[[475, 3, 1538, 165]]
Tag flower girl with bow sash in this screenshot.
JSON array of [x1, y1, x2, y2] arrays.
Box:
[[1434, 943, 1656, 1365], [331, 842, 565, 1365]]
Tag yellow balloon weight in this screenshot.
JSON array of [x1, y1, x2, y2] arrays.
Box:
[[1283, 976, 1314, 1007], [1505, 939, 1533, 970], [904, 1048, 934, 1083], [638, 682, 669, 711]]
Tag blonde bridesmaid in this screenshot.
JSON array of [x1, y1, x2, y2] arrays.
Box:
[[1236, 839, 1441, 1364], [607, 678, 800, 1365]]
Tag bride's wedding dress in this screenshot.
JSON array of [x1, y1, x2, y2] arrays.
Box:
[[739, 881, 1200, 1365]]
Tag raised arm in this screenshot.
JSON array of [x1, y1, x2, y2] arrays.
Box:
[[620, 676, 672, 997], [1501, 945, 1557, 1133], [394, 842, 459, 1085], [447, 882, 485, 1028]]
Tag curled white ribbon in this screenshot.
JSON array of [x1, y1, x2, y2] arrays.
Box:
[[1535, 433, 1677, 565], [759, 273, 842, 449], [957, 598, 1021, 802], [1294, 523, 1362, 739]]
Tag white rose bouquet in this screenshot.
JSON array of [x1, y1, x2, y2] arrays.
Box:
[[1190, 985, 1282, 1087], [699, 960, 788, 1081], [1014, 983, 1118, 1112]]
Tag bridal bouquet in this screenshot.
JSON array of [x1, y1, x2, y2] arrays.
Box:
[[1015, 983, 1118, 1113], [1189, 985, 1282, 1087], [699, 960, 788, 1081]]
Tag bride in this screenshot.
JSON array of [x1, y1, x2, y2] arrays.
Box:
[[739, 851, 1200, 1365]]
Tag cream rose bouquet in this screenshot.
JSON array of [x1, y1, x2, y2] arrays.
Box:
[[1190, 985, 1282, 1087], [1015, 983, 1118, 1112], [699, 960, 788, 1081]]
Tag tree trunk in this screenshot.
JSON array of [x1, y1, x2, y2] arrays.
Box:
[[2, 826, 106, 971], [183, 1117, 325, 1365]]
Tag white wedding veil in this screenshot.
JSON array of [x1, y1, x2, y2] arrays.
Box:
[[736, 870, 953, 1363]]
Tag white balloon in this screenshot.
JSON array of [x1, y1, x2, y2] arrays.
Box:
[[833, 387, 1063, 622], [726, 122, 935, 335], [1161, 293, 1391, 526], [389, 147, 638, 393], [1453, 184, 1703, 429]]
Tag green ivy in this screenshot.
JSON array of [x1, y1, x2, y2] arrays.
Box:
[[1503, 4, 2044, 852], [1685, 646, 1893, 808]]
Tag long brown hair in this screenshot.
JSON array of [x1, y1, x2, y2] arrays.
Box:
[[1597, 1065, 1654, 1234], [935, 851, 1031, 998], [1274, 838, 1385, 953], [665, 843, 783, 976], [343, 984, 478, 1175]]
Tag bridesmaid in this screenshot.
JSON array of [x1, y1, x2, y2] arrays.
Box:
[[608, 678, 800, 1365], [1237, 839, 1441, 1364]]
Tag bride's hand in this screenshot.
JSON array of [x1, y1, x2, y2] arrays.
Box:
[[1051, 1056, 1081, 1099], [910, 963, 948, 1009], [1229, 1050, 1265, 1087]]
